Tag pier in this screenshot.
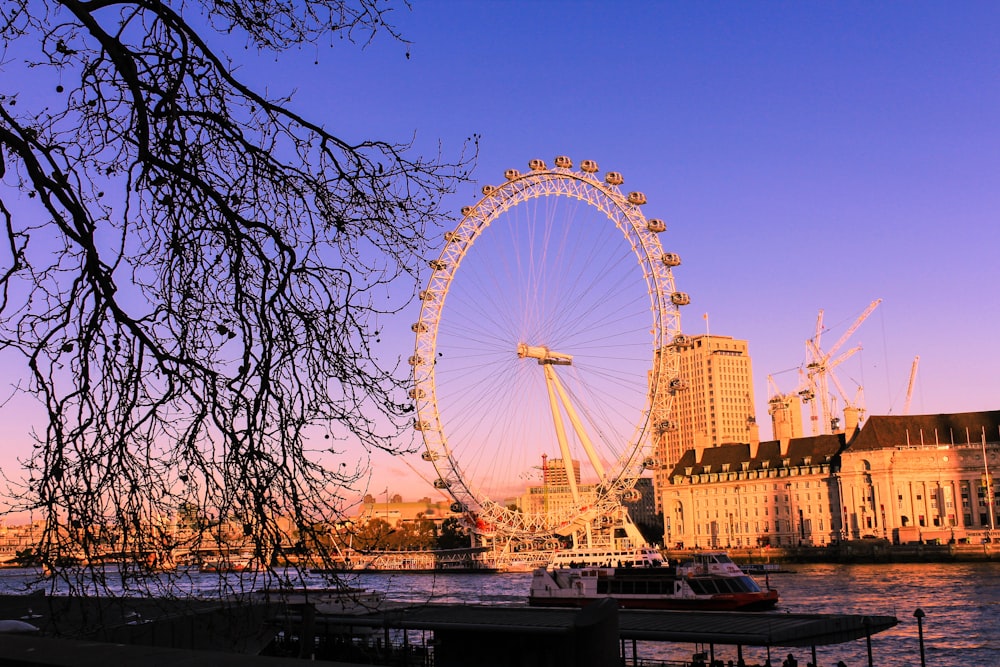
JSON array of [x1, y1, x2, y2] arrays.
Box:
[[0, 592, 899, 667]]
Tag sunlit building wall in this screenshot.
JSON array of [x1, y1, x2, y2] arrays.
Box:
[[662, 410, 1000, 548], [838, 412, 1000, 542], [654, 335, 759, 510], [663, 434, 845, 548]]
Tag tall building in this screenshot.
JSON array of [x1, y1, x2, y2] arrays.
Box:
[[542, 455, 581, 486], [518, 458, 597, 530], [654, 335, 759, 502]]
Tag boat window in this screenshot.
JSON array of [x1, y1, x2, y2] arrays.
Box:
[[718, 578, 741, 593], [715, 554, 734, 564], [739, 576, 761, 592], [694, 579, 719, 594]]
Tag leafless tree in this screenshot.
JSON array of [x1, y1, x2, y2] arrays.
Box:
[[0, 0, 472, 595]]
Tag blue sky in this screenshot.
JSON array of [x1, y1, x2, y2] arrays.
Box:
[[3, 1, 1000, 507], [297, 1, 998, 500]]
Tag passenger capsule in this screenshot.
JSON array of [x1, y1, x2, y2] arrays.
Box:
[[662, 253, 682, 267], [408, 355, 424, 366], [481, 185, 496, 195], [429, 259, 448, 270], [642, 456, 657, 469], [627, 191, 647, 205], [450, 502, 464, 513], [670, 291, 691, 306], [605, 171, 624, 186], [658, 420, 678, 432], [504, 169, 521, 180], [672, 333, 693, 348], [411, 322, 427, 333], [433, 478, 450, 490], [408, 388, 426, 399], [421, 450, 440, 461], [460, 206, 473, 216], [622, 489, 642, 503], [647, 218, 666, 233], [419, 290, 436, 301], [668, 378, 688, 392], [554, 155, 572, 168], [580, 159, 599, 173], [444, 230, 461, 242], [528, 158, 547, 171], [413, 419, 431, 431]]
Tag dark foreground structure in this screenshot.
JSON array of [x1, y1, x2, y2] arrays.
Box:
[[0, 593, 898, 667]]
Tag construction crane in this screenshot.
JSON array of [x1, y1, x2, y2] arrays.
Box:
[[767, 374, 789, 410], [803, 299, 882, 435], [904, 355, 920, 414]]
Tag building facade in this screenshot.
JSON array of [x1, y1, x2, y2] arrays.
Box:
[[653, 335, 759, 508], [661, 410, 1000, 548], [839, 412, 1000, 543], [662, 434, 846, 548]]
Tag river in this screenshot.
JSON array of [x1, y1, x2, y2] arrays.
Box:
[[2, 562, 998, 666]]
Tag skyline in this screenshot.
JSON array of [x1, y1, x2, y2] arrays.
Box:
[[3, 2, 999, 509]]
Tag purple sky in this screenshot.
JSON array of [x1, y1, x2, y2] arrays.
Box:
[[3, 2, 999, 509], [339, 2, 1000, 501]]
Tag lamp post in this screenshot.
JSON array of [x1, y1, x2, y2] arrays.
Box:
[[914, 608, 926, 667]]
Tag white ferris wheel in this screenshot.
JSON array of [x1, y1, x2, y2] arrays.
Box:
[[410, 156, 688, 540]]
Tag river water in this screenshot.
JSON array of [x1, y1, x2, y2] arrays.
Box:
[[2, 562, 997, 666]]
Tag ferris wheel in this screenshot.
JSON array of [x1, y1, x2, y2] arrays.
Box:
[[410, 157, 688, 539]]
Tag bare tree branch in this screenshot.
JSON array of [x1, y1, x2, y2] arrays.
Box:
[[0, 0, 475, 594]]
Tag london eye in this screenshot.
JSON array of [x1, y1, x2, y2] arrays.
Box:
[[410, 157, 687, 540]]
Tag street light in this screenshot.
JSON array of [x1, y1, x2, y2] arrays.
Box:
[[913, 608, 926, 667]]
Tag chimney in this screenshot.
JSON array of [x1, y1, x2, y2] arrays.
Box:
[[779, 437, 791, 458], [693, 430, 710, 465], [843, 406, 861, 437], [771, 400, 794, 441], [747, 417, 760, 449]]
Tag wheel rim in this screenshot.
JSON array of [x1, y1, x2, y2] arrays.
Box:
[[411, 158, 684, 538]]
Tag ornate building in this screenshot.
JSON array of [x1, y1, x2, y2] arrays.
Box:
[[662, 410, 1000, 548], [841, 412, 1000, 543]]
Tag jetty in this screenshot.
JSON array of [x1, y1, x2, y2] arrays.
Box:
[[0, 592, 900, 667]]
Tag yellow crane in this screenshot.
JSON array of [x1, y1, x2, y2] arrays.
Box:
[[904, 355, 920, 415]]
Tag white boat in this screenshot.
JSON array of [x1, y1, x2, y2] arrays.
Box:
[[529, 551, 779, 611], [548, 544, 665, 569]]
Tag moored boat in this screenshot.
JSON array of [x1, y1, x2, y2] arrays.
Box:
[[199, 552, 262, 573], [528, 551, 779, 611]]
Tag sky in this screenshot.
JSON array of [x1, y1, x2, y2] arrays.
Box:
[[306, 1, 1000, 502], [3, 1, 1000, 510]]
